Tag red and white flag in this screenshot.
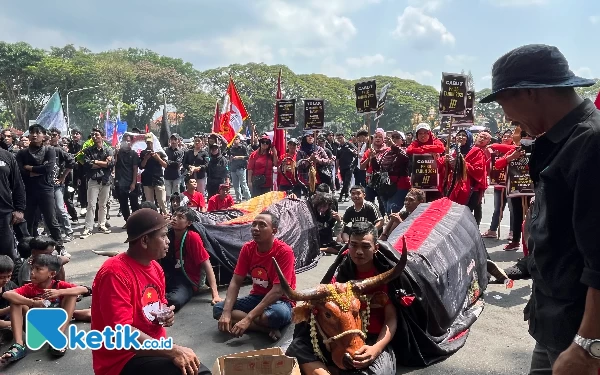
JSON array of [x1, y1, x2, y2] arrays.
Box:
[[212, 100, 221, 133], [594, 91, 600, 110], [217, 77, 248, 144]]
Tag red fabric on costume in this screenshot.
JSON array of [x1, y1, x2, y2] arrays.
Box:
[[207, 194, 234, 211], [464, 147, 488, 191], [234, 238, 296, 305], [406, 132, 445, 155], [356, 267, 390, 335], [183, 190, 205, 210], [489, 143, 517, 154], [171, 230, 210, 287], [91, 253, 168, 375], [360, 147, 389, 183], [436, 155, 471, 205]]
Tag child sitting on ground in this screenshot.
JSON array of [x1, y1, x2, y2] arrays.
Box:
[[0, 256, 18, 333], [1, 254, 88, 363]]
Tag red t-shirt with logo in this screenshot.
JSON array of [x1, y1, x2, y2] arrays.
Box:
[[91, 253, 168, 375], [207, 194, 234, 211], [183, 190, 205, 210], [13, 280, 76, 305], [356, 268, 391, 335], [172, 230, 210, 287], [234, 238, 296, 305]]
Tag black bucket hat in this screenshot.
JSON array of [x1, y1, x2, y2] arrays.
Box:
[[480, 44, 596, 103]]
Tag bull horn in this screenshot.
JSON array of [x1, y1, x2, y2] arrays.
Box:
[[351, 235, 408, 294], [272, 257, 330, 301]]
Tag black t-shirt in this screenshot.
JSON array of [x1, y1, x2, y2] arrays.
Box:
[[315, 210, 338, 246], [337, 142, 357, 170], [82, 145, 114, 184], [0, 281, 17, 312], [0, 149, 25, 214], [16, 146, 56, 192], [164, 147, 184, 181], [115, 149, 140, 187], [342, 201, 382, 234], [182, 149, 209, 179], [139, 150, 166, 186]]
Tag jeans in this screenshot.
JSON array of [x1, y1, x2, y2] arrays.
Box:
[[25, 189, 63, 246], [339, 168, 354, 198], [384, 188, 409, 215], [528, 341, 561, 375], [490, 189, 508, 231], [64, 185, 78, 220], [213, 295, 292, 329], [117, 185, 140, 221], [165, 271, 194, 312], [120, 355, 211, 375], [230, 168, 251, 202], [143, 185, 167, 214], [164, 178, 181, 202], [53, 185, 73, 235], [84, 180, 111, 231]]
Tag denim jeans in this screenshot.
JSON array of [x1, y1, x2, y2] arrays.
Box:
[[84, 180, 111, 231], [54, 185, 73, 235], [384, 188, 409, 215], [213, 294, 293, 329], [164, 178, 181, 202], [490, 189, 508, 231], [230, 168, 251, 202]]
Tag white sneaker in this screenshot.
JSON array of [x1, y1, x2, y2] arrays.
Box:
[[80, 208, 87, 217], [98, 226, 111, 234], [59, 248, 72, 258], [80, 229, 92, 239]]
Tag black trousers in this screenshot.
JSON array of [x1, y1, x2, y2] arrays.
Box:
[[25, 190, 63, 246], [467, 190, 483, 226], [0, 212, 16, 259], [206, 182, 220, 200], [339, 167, 354, 198], [251, 185, 272, 198], [76, 169, 88, 207], [353, 168, 366, 187], [510, 196, 525, 243], [120, 355, 211, 375], [165, 271, 195, 312], [117, 185, 140, 221], [64, 186, 78, 220]]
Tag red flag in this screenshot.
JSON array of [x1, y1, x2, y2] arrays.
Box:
[[112, 125, 118, 146], [595, 91, 600, 110], [272, 69, 285, 158], [217, 77, 249, 144], [145, 124, 149, 133], [212, 100, 221, 133]]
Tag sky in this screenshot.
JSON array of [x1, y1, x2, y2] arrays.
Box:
[[1, 0, 599, 91]]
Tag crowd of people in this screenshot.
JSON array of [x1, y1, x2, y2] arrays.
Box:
[[0, 43, 595, 375]]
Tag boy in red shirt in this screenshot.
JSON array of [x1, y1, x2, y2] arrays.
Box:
[[214, 211, 296, 341], [1, 254, 87, 362], [207, 183, 235, 212], [182, 175, 206, 212]]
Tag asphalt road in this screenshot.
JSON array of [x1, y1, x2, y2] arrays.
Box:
[[3, 192, 534, 375]]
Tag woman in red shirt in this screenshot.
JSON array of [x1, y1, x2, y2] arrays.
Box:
[[378, 131, 411, 214], [247, 136, 278, 197], [360, 129, 389, 216], [406, 123, 445, 202], [278, 138, 303, 197]]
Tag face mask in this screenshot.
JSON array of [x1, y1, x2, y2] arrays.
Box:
[[520, 139, 534, 147]]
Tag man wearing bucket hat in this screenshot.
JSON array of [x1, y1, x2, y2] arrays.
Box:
[[482, 44, 600, 374]]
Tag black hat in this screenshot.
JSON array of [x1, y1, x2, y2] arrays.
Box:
[[125, 208, 168, 243], [480, 44, 596, 103]]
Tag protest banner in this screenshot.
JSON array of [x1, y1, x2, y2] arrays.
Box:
[[374, 83, 391, 120], [276, 99, 296, 130], [453, 91, 475, 126], [303, 99, 325, 130], [489, 153, 507, 186], [411, 154, 439, 191], [354, 80, 377, 114], [507, 154, 534, 197], [439, 73, 468, 117]]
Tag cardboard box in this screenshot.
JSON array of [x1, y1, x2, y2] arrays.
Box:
[[212, 347, 300, 375]]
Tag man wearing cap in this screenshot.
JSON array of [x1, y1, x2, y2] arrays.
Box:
[[481, 44, 600, 374], [206, 143, 228, 199], [228, 134, 251, 203], [91, 208, 208, 375], [207, 184, 234, 212], [140, 134, 168, 215], [164, 134, 184, 205], [16, 124, 66, 254]]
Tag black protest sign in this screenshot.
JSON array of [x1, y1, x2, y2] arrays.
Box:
[[276, 99, 296, 129], [411, 154, 439, 191], [489, 153, 507, 186], [453, 91, 475, 125], [507, 153, 534, 197], [304, 99, 325, 130], [439, 73, 468, 117], [440, 115, 452, 130], [374, 83, 391, 120], [355, 80, 377, 114]]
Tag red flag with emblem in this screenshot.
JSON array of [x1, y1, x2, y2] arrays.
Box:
[[217, 77, 249, 144]]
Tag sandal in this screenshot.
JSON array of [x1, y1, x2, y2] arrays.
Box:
[[1, 343, 26, 363], [49, 346, 67, 357], [504, 242, 520, 251], [481, 230, 497, 238]]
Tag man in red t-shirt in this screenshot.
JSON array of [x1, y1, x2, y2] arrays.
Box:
[[214, 211, 296, 341], [163, 206, 222, 310], [91, 208, 208, 375], [207, 184, 234, 212]]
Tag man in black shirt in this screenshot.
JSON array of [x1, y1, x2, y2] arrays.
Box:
[[480, 44, 600, 375], [48, 128, 76, 242], [15, 124, 65, 254], [140, 133, 168, 214], [0, 148, 25, 259], [182, 134, 209, 194], [229, 135, 251, 203], [80, 128, 114, 238], [164, 134, 184, 203], [114, 133, 140, 224], [67, 129, 86, 217], [335, 133, 357, 202]]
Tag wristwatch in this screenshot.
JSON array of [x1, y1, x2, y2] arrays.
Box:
[[573, 334, 600, 359]]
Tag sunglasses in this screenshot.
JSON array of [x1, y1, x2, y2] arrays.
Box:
[[260, 140, 271, 144]]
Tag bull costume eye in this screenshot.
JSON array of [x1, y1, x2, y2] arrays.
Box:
[[324, 312, 332, 319]]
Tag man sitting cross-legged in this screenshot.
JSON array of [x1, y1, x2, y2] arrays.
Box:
[[1, 254, 88, 363], [213, 211, 296, 341]]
